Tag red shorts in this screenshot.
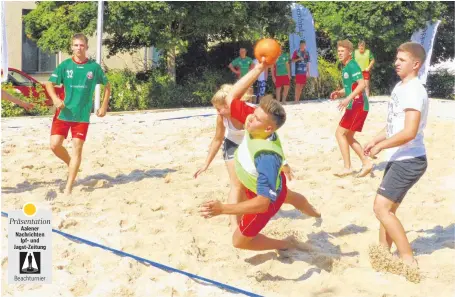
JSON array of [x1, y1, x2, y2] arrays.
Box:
[[295, 74, 307, 85], [362, 71, 371, 80], [275, 75, 290, 88], [51, 111, 89, 141], [239, 173, 287, 237], [339, 98, 369, 132]]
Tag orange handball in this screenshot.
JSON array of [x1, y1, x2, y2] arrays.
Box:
[[254, 38, 282, 65]]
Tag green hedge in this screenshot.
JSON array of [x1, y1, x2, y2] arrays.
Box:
[[2, 60, 453, 118], [426, 69, 455, 99], [107, 67, 234, 110], [104, 69, 151, 111]]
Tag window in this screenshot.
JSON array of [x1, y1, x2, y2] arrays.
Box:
[[148, 46, 162, 67], [8, 70, 35, 87], [22, 9, 56, 73]]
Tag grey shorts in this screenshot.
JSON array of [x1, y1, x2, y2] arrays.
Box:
[[377, 156, 427, 203], [222, 138, 239, 161]]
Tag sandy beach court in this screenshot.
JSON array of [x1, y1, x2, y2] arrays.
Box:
[[2, 96, 454, 297]]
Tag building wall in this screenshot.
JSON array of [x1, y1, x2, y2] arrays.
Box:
[[5, 1, 150, 83]]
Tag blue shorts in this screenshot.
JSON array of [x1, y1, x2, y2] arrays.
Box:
[[255, 81, 267, 98]]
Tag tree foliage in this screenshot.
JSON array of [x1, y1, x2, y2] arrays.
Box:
[[24, 1, 294, 56], [302, 1, 454, 94], [22, 1, 452, 97]]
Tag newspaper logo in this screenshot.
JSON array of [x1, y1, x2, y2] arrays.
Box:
[[8, 203, 52, 283], [20, 252, 40, 274]]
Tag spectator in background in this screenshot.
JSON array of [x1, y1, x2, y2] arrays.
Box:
[[353, 41, 375, 97], [291, 40, 311, 103]]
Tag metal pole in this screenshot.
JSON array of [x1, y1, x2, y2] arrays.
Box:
[[94, 0, 104, 112], [1, 0, 9, 83]]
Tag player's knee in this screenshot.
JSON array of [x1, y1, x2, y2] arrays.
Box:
[[373, 202, 387, 219], [232, 235, 242, 249], [72, 141, 85, 154], [336, 127, 348, 138], [232, 233, 248, 249], [335, 129, 343, 138], [50, 141, 61, 152]]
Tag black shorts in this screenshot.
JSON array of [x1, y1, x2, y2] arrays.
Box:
[[377, 156, 427, 203], [222, 138, 239, 161]]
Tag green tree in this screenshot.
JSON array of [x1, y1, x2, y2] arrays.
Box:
[[303, 1, 454, 94], [24, 2, 294, 81]]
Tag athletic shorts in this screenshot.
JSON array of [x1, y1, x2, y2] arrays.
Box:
[[362, 71, 371, 80], [239, 172, 287, 237], [295, 74, 307, 85], [51, 112, 89, 141], [339, 98, 369, 132], [377, 156, 427, 203], [275, 75, 290, 88], [255, 81, 267, 98], [222, 138, 239, 161]]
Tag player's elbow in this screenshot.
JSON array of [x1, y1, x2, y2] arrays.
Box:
[[403, 129, 418, 142]]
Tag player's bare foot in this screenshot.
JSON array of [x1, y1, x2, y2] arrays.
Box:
[[333, 168, 353, 177], [403, 258, 420, 283], [356, 162, 373, 177], [63, 187, 72, 196]]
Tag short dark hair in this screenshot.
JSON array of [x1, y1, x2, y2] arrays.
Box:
[[300, 40, 306, 45], [259, 95, 286, 129]]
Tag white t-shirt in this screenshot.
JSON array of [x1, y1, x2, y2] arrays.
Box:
[[223, 117, 244, 145], [386, 77, 429, 161], [253, 59, 267, 82]]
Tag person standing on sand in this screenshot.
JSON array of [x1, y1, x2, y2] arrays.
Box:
[[45, 33, 111, 195], [330, 39, 373, 178], [365, 42, 429, 283]]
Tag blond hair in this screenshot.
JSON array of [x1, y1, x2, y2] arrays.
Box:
[[337, 39, 354, 52], [211, 84, 251, 105], [211, 84, 233, 106], [72, 33, 88, 45], [358, 40, 366, 47], [397, 42, 426, 65], [259, 95, 286, 129]]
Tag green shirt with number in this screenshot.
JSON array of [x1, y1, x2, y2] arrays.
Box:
[[49, 58, 108, 123], [231, 57, 253, 77], [342, 59, 369, 111]]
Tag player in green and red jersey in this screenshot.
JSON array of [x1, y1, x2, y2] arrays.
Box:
[[272, 51, 291, 104], [330, 40, 373, 178], [45, 33, 111, 195], [229, 47, 254, 101], [229, 48, 254, 79]]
